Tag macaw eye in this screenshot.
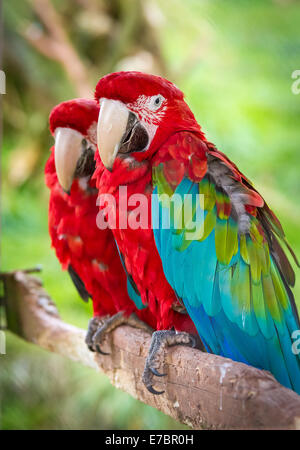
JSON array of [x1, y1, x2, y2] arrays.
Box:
[[149, 95, 165, 111]]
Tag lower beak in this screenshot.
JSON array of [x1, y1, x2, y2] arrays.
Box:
[[97, 99, 149, 171], [54, 127, 83, 193]]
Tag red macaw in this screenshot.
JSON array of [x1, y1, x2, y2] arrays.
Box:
[[45, 98, 158, 351], [93, 71, 300, 395]]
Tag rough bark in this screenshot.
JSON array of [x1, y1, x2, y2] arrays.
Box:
[[1, 270, 300, 430]]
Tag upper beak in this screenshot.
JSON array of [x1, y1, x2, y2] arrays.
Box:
[[97, 99, 130, 171], [97, 98, 149, 171], [54, 127, 83, 193]]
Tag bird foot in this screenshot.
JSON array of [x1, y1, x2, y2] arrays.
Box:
[[142, 330, 196, 395], [90, 311, 153, 355], [85, 316, 108, 352]]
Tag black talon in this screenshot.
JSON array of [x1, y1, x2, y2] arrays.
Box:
[[142, 330, 198, 395], [150, 367, 166, 377], [85, 316, 104, 352], [95, 345, 110, 356], [93, 327, 111, 355], [147, 385, 165, 395], [190, 335, 197, 348], [86, 312, 153, 355]]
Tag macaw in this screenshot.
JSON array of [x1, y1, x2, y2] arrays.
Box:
[[45, 98, 158, 351], [93, 71, 300, 395]]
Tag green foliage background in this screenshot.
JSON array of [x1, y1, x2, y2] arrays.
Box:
[[1, 0, 300, 430]]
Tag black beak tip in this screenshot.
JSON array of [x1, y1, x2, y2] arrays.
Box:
[[63, 189, 71, 196]]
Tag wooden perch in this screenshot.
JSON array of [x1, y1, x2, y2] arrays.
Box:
[[23, 0, 92, 97], [1, 270, 300, 430]]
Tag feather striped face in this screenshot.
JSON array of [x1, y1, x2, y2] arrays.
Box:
[[95, 71, 202, 172], [126, 94, 168, 151], [128, 94, 167, 125], [128, 94, 167, 151]]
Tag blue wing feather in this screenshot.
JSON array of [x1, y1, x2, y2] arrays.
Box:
[[113, 238, 146, 310], [152, 169, 300, 394]]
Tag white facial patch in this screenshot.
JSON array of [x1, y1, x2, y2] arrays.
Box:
[[127, 94, 167, 150]]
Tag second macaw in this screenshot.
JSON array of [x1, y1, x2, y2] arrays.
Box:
[[46, 98, 157, 351], [46, 98, 197, 359], [93, 71, 300, 395]]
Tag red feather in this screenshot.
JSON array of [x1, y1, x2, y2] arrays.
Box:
[[46, 99, 157, 328], [93, 71, 295, 336]]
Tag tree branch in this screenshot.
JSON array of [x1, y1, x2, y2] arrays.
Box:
[[1, 270, 300, 430], [22, 0, 92, 97]]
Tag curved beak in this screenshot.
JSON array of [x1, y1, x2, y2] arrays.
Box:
[[97, 98, 149, 171], [54, 127, 83, 194], [97, 99, 129, 171]]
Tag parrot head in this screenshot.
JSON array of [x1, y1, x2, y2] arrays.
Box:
[[49, 98, 99, 193], [94, 71, 203, 171]]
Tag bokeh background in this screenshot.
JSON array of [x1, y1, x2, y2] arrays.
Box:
[[1, 0, 300, 430]]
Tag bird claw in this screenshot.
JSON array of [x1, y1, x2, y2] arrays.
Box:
[[95, 344, 110, 356], [92, 326, 112, 355], [87, 344, 95, 352], [85, 313, 122, 354], [146, 385, 165, 395], [150, 367, 166, 377], [142, 330, 196, 395], [86, 311, 153, 355], [189, 335, 197, 348], [85, 316, 107, 351]]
